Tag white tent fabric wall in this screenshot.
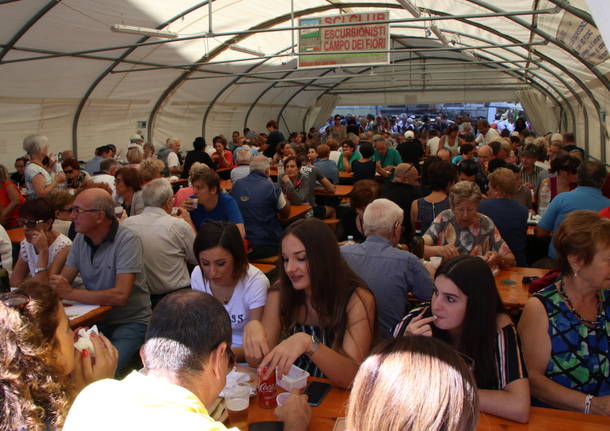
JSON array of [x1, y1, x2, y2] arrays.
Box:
[[517, 90, 559, 138], [0, 0, 609, 164]]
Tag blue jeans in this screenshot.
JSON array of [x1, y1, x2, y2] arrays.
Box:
[[98, 321, 147, 377]]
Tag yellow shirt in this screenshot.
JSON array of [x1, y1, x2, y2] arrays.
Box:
[[63, 371, 237, 431]]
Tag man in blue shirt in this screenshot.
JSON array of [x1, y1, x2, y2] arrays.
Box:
[[313, 144, 339, 184], [183, 168, 245, 236], [341, 198, 433, 338], [231, 156, 290, 259], [537, 160, 610, 260]]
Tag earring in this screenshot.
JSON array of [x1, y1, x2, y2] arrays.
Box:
[[574, 271, 578, 278]]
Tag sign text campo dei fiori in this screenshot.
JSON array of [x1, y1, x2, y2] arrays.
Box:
[[298, 12, 390, 68]]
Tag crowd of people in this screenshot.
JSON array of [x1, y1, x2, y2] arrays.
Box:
[[0, 112, 609, 430]]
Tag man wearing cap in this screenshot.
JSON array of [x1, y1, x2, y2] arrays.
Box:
[[547, 133, 564, 164], [396, 130, 424, 166]]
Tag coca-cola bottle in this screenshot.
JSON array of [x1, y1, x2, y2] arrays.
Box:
[[258, 368, 277, 409]]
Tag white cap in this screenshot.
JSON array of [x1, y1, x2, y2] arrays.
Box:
[[404, 130, 415, 139], [551, 133, 563, 144]]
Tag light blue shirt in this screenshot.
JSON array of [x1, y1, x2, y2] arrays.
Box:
[[340, 235, 433, 338], [539, 186, 610, 259]]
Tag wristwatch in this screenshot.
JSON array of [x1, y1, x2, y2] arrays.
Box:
[[34, 267, 47, 274], [307, 334, 322, 356]]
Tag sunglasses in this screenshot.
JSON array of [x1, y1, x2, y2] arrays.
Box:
[[17, 218, 47, 228], [0, 292, 30, 309]]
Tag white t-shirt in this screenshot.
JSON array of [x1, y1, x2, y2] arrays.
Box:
[[167, 151, 179, 168], [20, 233, 71, 275], [90, 173, 117, 197], [25, 162, 52, 198], [427, 136, 440, 155], [190, 264, 268, 347]]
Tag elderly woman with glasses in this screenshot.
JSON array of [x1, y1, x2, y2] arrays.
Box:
[[423, 180, 516, 269], [0, 281, 117, 430], [10, 198, 72, 287]]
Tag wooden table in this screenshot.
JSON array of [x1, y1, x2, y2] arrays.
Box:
[[68, 305, 112, 329], [247, 379, 610, 430], [6, 227, 24, 243], [314, 185, 353, 197], [495, 267, 549, 309], [281, 204, 311, 225]]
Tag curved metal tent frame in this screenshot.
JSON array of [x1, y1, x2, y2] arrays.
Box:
[[0, 0, 608, 162]]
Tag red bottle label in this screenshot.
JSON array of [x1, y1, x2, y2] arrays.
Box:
[[258, 368, 277, 409]]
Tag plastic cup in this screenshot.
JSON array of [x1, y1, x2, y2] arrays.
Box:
[[225, 384, 250, 430], [430, 256, 442, 268], [276, 392, 290, 406]]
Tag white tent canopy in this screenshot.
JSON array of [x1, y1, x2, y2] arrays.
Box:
[[1, 0, 609, 163]]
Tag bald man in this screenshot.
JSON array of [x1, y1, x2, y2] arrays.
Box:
[[50, 188, 151, 375], [477, 145, 493, 174]]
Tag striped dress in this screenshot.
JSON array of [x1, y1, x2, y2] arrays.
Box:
[[393, 305, 528, 390]]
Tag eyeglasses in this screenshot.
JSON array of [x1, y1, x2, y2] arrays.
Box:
[[69, 207, 102, 215], [17, 218, 47, 228], [0, 292, 30, 309]]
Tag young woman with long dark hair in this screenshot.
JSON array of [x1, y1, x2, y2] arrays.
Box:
[[393, 255, 530, 423], [243, 218, 375, 388]]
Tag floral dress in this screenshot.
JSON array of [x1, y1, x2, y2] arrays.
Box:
[[424, 209, 512, 257], [533, 282, 610, 404]]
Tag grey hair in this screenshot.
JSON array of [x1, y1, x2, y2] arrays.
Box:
[[189, 162, 210, 178], [143, 178, 173, 208], [372, 135, 386, 144], [362, 198, 404, 236], [91, 190, 116, 219], [249, 156, 270, 174], [22, 135, 48, 156], [100, 158, 119, 172], [166, 137, 180, 149], [236, 148, 253, 164], [449, 181, 482, 207]]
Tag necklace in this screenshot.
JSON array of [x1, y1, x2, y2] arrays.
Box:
[[211, 285, 233, 305], [557, 279, 603, 327]]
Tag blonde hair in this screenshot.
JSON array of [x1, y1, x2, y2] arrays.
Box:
[[126, 147, 143, 164], [488, 168, 519, 197], [347, 336, 478, 431], [449, 181, 482, 207], [139, 158, 164, 182]]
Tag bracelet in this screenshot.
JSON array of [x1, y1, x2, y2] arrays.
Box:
[[584, 394, 593, 415], [34, 267, 47, 274]]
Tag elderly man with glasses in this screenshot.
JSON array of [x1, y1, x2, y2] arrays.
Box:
[[50, 187, 151, 376]]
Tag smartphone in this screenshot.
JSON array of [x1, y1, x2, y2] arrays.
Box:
[[249, 422, 283, 431], [305, 381, 331, 406]]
